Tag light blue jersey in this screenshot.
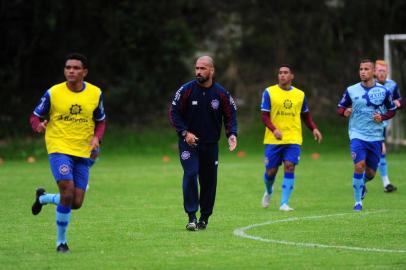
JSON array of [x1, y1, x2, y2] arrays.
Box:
[[380, 79, 402, 128], [338, 82, 396, 141]]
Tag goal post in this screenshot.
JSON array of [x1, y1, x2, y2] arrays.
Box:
[[383, 34, 406, 148]]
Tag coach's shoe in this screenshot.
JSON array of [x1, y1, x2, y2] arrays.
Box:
[[353, 203, 362, 212], [56, 243, 70, 253], [32, 187, 46, 215], [262, 192, 271, 208], [361, 185, 367, 200], [186, 219, 198, 231], [197, 220, 208, 230], [384, 183, 397, 193], [279, 204, 294, 211]]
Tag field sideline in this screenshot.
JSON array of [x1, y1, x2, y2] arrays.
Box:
[[0, 151, 405, 269]]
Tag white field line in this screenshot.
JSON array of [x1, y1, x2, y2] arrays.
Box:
[[233, 211, 406, 253]]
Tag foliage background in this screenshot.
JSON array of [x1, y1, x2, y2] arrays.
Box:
[[1, 0, 406, 137]]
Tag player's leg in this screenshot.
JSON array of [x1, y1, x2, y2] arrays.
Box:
[[198, 143, 219, 229], [378, 142, 397, 192], [179, 140, 199, 231], [46, 153, 75, 252], [350, 139, 367, 211], [279, 144, 300, 211], [56, 179, 74, 252], [361, 140, 381, 201], [262, 145, 281, 208], [70, 157, 91, 210]]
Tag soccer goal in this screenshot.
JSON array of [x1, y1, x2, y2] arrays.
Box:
[[384, 34, 406, 148]]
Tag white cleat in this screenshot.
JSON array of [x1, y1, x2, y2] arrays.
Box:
[[262, 192, 271, 208], [279, 204, 294, 211]]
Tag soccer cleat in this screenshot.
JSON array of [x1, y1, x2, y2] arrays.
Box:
[[279, 204, 294, 211], [262, 192, 271, 208], [31, 187, 46, 215], [384, 184, 397, 193], [197, 220, 208, 230], [186, 219, 197, 231], [56, 243, 70, 253], [361, 185, 367, 200], [353, 203, 362, 211]]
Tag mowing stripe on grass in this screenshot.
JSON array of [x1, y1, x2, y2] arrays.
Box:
[[233, 211, 406, 253]]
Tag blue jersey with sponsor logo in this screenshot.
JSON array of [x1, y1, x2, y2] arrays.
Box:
[[338, 82, 396, 141], [169, 80, 237, 143]]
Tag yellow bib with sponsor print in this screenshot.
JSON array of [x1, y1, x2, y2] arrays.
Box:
[[263, 84, 305, 145], [45, 82, 101, 157]]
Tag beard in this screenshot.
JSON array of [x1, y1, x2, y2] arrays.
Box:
[[196, 75, 209, 84]]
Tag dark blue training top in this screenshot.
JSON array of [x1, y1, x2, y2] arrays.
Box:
[[169, 80, 238, 143]]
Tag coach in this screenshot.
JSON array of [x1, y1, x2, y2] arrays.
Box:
[[169, 56, 238, 231]]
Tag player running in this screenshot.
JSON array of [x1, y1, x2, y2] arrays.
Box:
[[260, 64, 322, 211], [374, 60, 403, 193], [30, 53, 106, 252], [337, 59, 396, 211]]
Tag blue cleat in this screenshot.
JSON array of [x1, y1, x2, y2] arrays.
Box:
[[353, 203, 362, 211]]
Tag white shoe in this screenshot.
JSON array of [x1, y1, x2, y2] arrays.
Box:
[[262, 192, 271, 208], [279, 204, 294, 211]]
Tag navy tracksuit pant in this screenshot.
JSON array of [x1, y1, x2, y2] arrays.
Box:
[[179, 140, 218, 221]]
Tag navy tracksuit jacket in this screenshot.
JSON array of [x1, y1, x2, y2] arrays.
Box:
[[169, 79, 238, 220]]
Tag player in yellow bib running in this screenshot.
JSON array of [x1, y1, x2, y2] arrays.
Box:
[[29, 53, 106, 252], [260, 65, 322, 211]]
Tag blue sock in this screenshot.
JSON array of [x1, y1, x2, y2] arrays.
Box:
[[378, 155, 388, 177], [263, 173, 276, 195], [353, 173, 364, 203], [39, 193, 60, 205], [56, 205, 71, 246], [280, 172, 294, 206]]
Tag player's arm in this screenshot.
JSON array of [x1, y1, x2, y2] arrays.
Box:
[[90, 93, 107, 158], [301, 96, 322, 143], [30, 91, 51, 133], [337, 90, 352, 117], [169, 86, 193, 139], [392, 84, 403, 109], [373, 91, 397, 123], [220, 89, 238, 151], [260, 89, 281, 140]]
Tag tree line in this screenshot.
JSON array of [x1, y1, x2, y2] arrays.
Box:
[[1, 0, 405, 137]]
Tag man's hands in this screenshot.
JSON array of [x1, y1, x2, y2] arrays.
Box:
[[343, 108, 352, 117], [35, 120, 48, 133], [90, 136, 100, 159], [273, 129, 282, 140], [228, 134, 237, 151], [312, 128, 323, 143], [185, 131, 199, 147]]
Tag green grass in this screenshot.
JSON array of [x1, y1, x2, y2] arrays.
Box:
[[1, 148, 406, 269]]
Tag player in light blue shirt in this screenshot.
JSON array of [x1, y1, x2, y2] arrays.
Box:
[[337, 59, 396, 211], [374, 60, 403, 192]]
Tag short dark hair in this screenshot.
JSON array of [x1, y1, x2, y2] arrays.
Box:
[[360, 58, 374, 66], [65, 53, 88, 69], [278, 64, 293, 73]]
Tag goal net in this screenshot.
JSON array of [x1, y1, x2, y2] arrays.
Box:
[[384, 34, 406, 148]]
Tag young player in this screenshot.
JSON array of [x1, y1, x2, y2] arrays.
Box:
[[337, 59, 396, 211], [260, 64, 322, 211], [374, 60, 403, 192], [30, 53, 106, 252]]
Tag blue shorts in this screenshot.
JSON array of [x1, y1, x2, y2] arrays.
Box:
[[48, 153, 94, 190], [264, 144, 301, 169], [350, 139, 382, 170]]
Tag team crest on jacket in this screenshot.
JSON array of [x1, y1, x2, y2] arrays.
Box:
[[351, 152, 357, 160], [211, 99, 220, 110], [181, 151, 191, 160], [59, 164, 70, 175]]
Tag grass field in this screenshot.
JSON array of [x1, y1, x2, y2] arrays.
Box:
[[1, 146, 405, 269]]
